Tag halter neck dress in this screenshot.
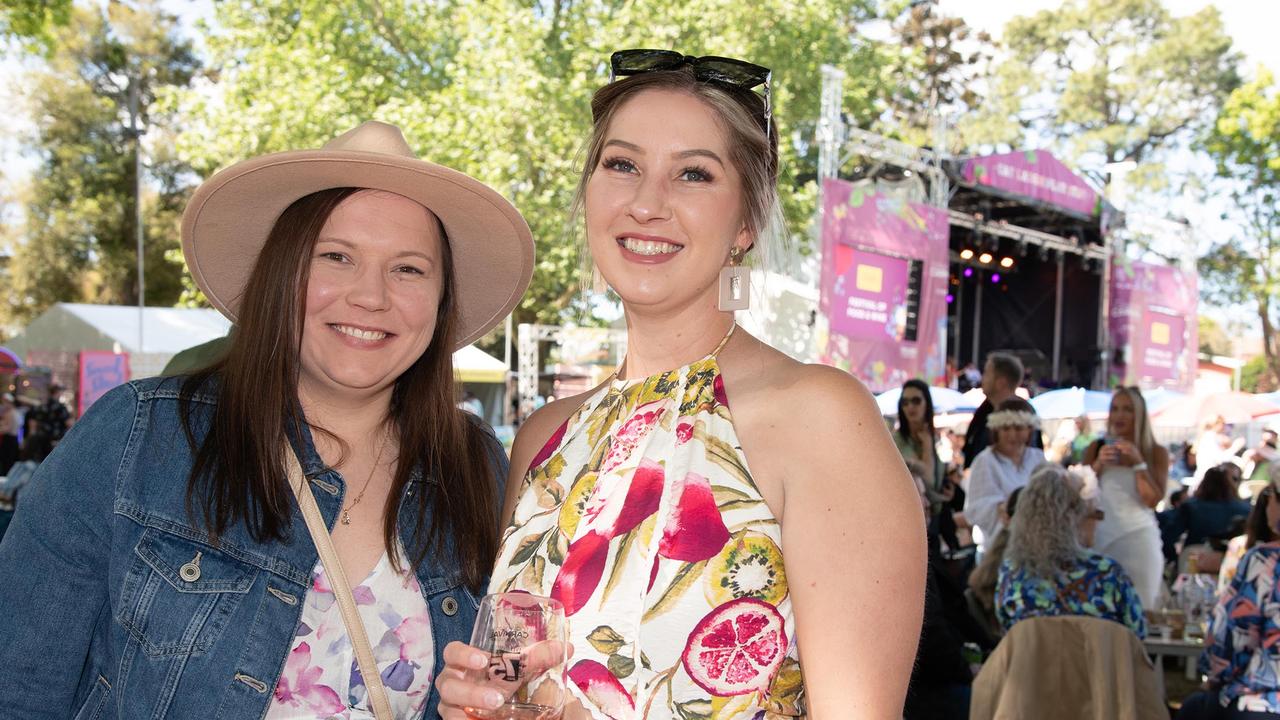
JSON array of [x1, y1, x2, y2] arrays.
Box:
[[489, 326, 805, 719]]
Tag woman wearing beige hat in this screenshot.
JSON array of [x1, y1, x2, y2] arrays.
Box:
[[436, 50, 926, 719], [0, 121, 533, 719]]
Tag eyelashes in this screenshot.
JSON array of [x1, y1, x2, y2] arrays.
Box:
[[600, 155, 716, 183]]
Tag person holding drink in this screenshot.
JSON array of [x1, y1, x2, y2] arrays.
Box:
[[437, 49, 927, 719], [0, 121, 531, 718], [1084, 386, 1169, 610], [894, 378, 963, 550]]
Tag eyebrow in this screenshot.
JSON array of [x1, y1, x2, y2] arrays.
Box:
[[316, 236, 437, 263], [603, 139, 726, 168]]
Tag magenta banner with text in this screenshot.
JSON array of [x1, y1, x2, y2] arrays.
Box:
[[961, 150, 1099, 218], [78, 351, 130, 416], [1108, 260, 1197, 391], [819, 179, 950, 393]]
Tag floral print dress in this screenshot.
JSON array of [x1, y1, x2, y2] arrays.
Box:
[[490, 328, 805, 719], [995, 551, 1147, 638], [1200, 542, 1280, 712], [265, 545, 435, 719]]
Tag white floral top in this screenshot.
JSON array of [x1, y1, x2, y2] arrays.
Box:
[[489, 331, 805, 719], [265, 545, 434, 719]]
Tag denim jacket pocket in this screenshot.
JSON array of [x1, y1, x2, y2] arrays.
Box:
[[116, 528, 256, 658], [71, 675, 111, 720]]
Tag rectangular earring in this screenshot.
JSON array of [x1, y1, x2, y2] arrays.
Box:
[[718, 247, 750, 311]]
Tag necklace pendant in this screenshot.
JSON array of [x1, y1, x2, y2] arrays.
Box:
[[340, 509, 351, 525]]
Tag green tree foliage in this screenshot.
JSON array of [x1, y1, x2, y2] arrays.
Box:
[[171, 0, 890, 326], [2, 2, 200, 326], [1200, 68, 1280, 392], [969, 0, 1239, 171], [1197, 315, 1232, 357], [1240, 355, 1275, 394], [883, 2, 992, 151], [0, 0, 71, 49]]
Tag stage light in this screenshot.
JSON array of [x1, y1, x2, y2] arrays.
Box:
[[946, 293, 954, 304], [960, 248, 974, 260], [999, 256, 1014, 268], [978, 252, 993, 264], [991, 273, 1001, 283], [963, 267, 974, 278]]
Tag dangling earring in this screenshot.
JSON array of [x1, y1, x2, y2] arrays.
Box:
[[718, 246, 750, 311]]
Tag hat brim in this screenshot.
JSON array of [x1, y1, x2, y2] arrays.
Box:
[[180, 149, 534, 350]]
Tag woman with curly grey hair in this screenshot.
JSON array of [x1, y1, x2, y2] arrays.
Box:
[[995, 464, 1146, 638]]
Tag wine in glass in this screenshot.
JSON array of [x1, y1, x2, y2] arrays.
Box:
[[463, 593, 568, 720]]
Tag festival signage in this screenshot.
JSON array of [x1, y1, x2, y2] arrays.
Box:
[[78, 351, 130, 416], [819, 178, 950, 393], [1108, 260, 1197, 391], [961, 150, 1099, 219]]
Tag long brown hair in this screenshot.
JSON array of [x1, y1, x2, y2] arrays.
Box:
[[180, 187, 498, 590]]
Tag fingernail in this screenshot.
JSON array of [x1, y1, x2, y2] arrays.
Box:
[[485, 690, 503, 708], [471, 654, 488, 669]]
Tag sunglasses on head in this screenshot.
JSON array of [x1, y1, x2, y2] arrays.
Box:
[[609, 49, 773, 139]]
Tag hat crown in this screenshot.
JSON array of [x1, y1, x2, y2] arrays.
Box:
[[323, 120, 414, 158]]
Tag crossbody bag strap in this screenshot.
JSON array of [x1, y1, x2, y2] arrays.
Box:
[[285, 450, 395, 720]]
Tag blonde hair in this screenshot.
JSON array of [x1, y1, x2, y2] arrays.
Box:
[[1110, 386, 1157, 467]]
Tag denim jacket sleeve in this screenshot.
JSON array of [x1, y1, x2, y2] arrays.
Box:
[[0, 383, 136, 717]]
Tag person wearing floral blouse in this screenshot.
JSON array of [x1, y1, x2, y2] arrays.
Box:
[[996, 464, 1146, 639]]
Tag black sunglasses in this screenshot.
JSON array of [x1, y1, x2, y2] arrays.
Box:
[[902, 396, 925, 407], [609, 49, 773, 138]]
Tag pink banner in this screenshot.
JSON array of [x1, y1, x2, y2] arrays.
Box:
[[78, 351, 130, 416], [1108, 260, 1197, 390], [819, 179, 950, 393], [962, 150, 1099, 218]]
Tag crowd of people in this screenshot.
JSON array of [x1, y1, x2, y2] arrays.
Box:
[[894, 351, 1280, 719]]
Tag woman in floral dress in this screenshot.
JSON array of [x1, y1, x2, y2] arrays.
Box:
[[436, 50, 927, 719]]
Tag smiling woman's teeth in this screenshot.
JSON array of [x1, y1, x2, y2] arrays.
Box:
[[622, 238, 681, 256], [333, 325, 387, 341]]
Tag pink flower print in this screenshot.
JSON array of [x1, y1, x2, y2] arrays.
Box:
[[353, 584, 376, 605], [600, 401, 664, 473], [273, 642, 346, 713], [658, 471, 730, 562], [713, 374, 731, 408], [550, 531, 611, 616], [608, 459, 665, 538], [675, 421, 693, 445], [530, 418, 570, 471], [394, 615, 433, 662], [568, 659, 635, 720]]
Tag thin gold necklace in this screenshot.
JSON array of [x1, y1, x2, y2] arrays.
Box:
[[340, 430, 391, 526]]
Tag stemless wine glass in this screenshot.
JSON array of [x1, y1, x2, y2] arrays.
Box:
[[463, 593, 569, 720]]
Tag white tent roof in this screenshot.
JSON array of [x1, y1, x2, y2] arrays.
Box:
[[454, 343, 508, 383], [6, 303, 231, 357]]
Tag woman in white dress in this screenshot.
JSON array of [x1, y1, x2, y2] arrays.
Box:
[[964, 397, 1047, 554], [1084, 386, 1170, 609]]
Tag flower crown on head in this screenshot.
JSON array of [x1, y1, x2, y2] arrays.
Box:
[[987, 409, 1040, 430], [1066, 464, 1099, 502]]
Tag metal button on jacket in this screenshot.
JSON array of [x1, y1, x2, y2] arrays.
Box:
[[179, 552, 203, 582], [441, 596, 459, 616]]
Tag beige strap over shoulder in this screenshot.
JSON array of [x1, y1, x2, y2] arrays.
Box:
[[285, 449, 395, 720]]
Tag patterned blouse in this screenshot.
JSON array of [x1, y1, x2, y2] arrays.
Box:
[[264, 546, 434, 719], [1200, 542, 1280, 713], [995, 551, 1146, 638], [489, 328, 806, 719]]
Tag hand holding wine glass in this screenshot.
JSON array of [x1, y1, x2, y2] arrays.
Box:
[[442, 593, 570, 720]]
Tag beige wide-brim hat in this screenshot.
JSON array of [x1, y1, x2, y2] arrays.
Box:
[[180, 121, 535, 349]]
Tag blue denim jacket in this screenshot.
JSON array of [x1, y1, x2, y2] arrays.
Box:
[[0, 376, 507, 719]]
